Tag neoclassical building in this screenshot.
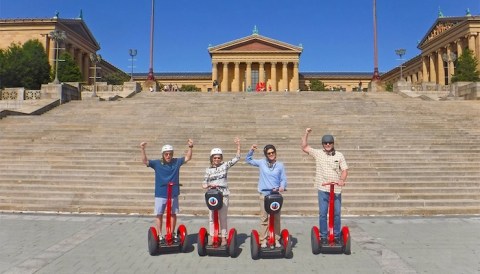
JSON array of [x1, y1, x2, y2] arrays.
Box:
[[382, 12, 480, 86], [0, 14, 123, 84]]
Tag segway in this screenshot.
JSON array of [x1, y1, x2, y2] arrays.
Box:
[[311, 182, 351, 255], [250, 189, 293, 259], [147, 182, 189, 255], [197, 187, 237, 257]]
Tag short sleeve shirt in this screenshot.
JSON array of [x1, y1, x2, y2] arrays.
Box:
[[307, 147, 348, 193], [148, 157, 185, 198]]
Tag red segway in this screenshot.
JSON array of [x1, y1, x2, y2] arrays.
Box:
[[197, 187, 237, 257], [250, 189, 293, 259], [311, 182, 351, 255], [147, 182, 189, 255]]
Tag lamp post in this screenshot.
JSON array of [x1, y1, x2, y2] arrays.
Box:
[[129, 49, 137, 81], [147, 0, 155, 80], [50, 30, 66, 84], [89, 53, 102, 97], [395, 48, 406, 81]]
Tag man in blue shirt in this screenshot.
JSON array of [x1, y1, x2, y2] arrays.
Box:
[[245, 144, 287, 248], [140, 139, 193, 241]]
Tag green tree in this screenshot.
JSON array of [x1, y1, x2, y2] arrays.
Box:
[[451, 49, 480, 82], [180, 84, 200, 92], [21, 39, 51, 89], [103, 72, 130, 85], [0, 43, 24, 88], [57, 52, 83, 82], [309, 79, 327, 91]]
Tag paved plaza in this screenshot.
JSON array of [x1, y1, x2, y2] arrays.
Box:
[[1, 213, 479, 274]]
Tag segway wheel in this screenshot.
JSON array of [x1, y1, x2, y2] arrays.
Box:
[[147, 227, 159, 256], [250, 230, 260, 260], [281, 229, 293, 259], [342, 227, 351, 255], [197, 227, 207, 256], [311, 226, 320, 255], [177, 225, 189, 253], [228, 228, 238, 258]]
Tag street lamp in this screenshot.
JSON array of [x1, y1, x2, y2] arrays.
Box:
[[89, 53, 102, 97], [395, 48, 406, 81], [442, 52, 457, 96], [129, 49, 137, 81], [50, 30, 66, 84]]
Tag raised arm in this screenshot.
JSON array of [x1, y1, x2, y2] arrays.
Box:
[[301, 128, 312, 153], [140, 142, 149, 166], [234, 137, 241, 157], [184, 138, 194, 163]]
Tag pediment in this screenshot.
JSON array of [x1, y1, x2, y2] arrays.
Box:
[[209, 34, 303, 54], [59, 19, 100, 49], [418, 17, 464, 48]]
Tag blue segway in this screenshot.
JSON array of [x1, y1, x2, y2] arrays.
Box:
[[250, 190, 293, 259], [197, 187, 237, 257]]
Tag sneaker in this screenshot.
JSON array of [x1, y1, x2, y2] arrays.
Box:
[[334, 238, 341, 245], [261, 240, 267, 248], [173, 233, 179, 243], [158, 235, 165, 243], [275, 240, 282, 248], [321, 238, 328, 245], [221, 237, 227, 246]]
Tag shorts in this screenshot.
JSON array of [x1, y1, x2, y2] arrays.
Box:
[[154, 197, 179, 215]]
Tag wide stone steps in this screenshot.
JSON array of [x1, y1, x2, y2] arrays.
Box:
[[0, 91, 479, 216]]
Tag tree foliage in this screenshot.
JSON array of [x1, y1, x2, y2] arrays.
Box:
[[0, 40, 51, 89], [103, 72, 130, 85], [57, 52, 83, 82], [309, 79, 327, 91], [180, 84, 201, 92], [451, 49, 480, 83]]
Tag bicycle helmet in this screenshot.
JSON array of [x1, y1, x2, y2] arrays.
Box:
[[210, 148, 223, 156], [161, 144, 174, 153]]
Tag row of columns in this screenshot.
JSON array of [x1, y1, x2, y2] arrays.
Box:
[[421, 33, 479, 85], [212, 61, 299, 92]]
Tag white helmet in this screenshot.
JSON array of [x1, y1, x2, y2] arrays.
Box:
[[161, 144, 174, 153], [210, 148, 223, 156]]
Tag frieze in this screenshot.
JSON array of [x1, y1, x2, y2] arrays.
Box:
[[427, 22, 457, 41]]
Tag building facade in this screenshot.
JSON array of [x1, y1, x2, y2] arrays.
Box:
[[0, 15, 123, 84]]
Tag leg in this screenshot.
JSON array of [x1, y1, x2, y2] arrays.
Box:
[[171, 197, 179, 233], [259, 194, 268, 243], [334, 193, 342, 238], [219, 196, 229, 240], [156, 214, 163, 236], [318, 190, 329, 239]]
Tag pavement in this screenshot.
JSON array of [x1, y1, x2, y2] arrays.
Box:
[[1, 213, 479, 274]]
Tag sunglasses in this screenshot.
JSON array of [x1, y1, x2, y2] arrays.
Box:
[[163, 152, 173, 156], [323, 142, 334, 145], [266, 151, 276, 155]]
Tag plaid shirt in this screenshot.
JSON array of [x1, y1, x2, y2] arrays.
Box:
[[307, 147, 348, 193]]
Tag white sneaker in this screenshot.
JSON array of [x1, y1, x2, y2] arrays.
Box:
[[275, 240, 282, 248], [158, 235, 164, 243], [261, 240, 267, 248]]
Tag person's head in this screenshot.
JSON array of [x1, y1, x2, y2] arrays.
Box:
[[210, 148, 223, 166], [321, 134, 335, 154], [263, 144, 277, 163], [161, 144, 174, 163]]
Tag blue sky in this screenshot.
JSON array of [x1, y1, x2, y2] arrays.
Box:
[[1, 0, 479, 74]]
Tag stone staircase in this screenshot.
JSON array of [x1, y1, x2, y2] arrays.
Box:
[[0, 91, 479, 216]]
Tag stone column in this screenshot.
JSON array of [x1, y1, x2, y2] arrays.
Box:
[[221, 62, 228, 92], [418, 71, 423, 83], [437, 50, 445, 85], [282, 62, 289, 91], [259, 62, 265, 86], [422, 56, 428, 83], [83, 52, 90, 83], [271, 62, 277, 91], [292, 62, 299, 91], [429, 54, 436, 83], [412, 73, 418, 83], [446, 46, 454, 84], [246, 62, 252, 91], [212, 62, 218, 91], [233, 62, 240, 92], [456, 39, 463, 56], [468, 34, 476, 51]]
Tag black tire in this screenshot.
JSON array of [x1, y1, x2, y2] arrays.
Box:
[[344, 231, 351, 255], [228, 229, 237, 258], [197, 230, 207, 256], [311, 227, 320, 255], [284, 234, 293, 259], [147, 228, 159, 256], [250, 232, 259, 260]]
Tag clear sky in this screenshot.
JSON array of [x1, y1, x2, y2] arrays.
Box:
[[1, 0, 479, 74]]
